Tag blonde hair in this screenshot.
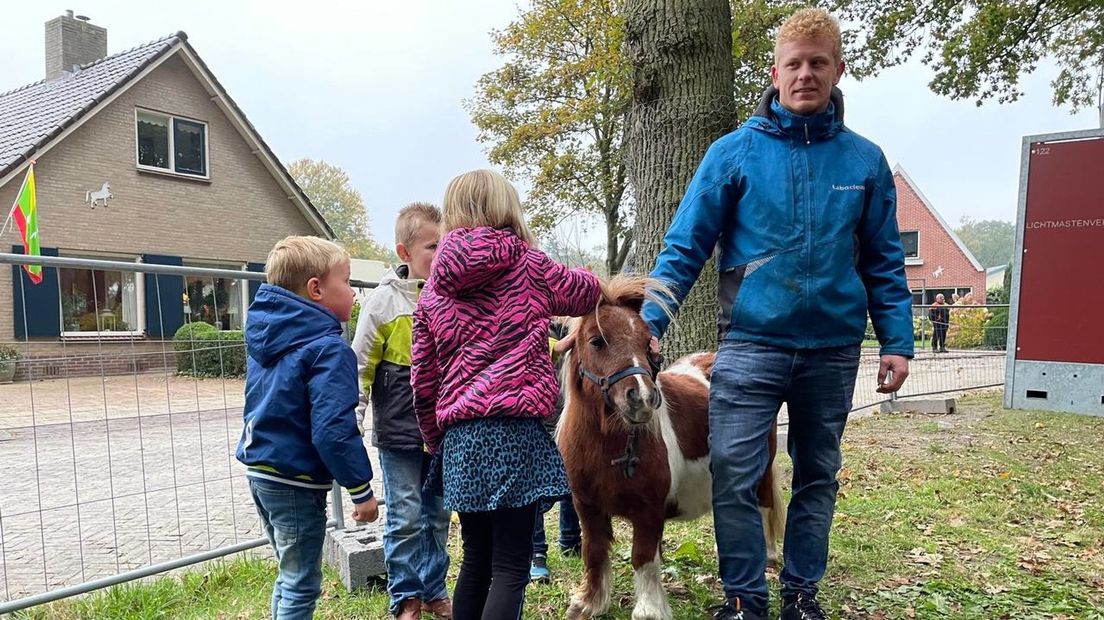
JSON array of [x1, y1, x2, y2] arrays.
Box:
[[395, 202, 441, 246], [442, 169, 535, 246], [775, 8, 843, 63], [265, 235, 349, 293]]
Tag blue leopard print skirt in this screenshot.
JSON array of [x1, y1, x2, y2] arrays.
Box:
[[433, 416, 570, 513]]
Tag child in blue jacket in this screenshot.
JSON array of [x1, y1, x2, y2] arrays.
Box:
[[236, 235, 378, 620]]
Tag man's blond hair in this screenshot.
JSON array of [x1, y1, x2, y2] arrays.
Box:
[[395, 202, 441, 246], [775, 8, 843, 63], [265, 235, 349, 293], [442, 169, 535, 246]]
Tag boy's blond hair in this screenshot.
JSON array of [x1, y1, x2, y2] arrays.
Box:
[[395, 202, 442, 246], [442, 169, 535, 246], [265, 235, 349, 293], [775, 8, 843, 63]]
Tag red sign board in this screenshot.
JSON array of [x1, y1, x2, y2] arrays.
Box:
[[1014, 136, 1104, 364]]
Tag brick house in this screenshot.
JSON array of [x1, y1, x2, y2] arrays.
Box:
[[892, 165, 986, 305], [0, 12, 332, 378]]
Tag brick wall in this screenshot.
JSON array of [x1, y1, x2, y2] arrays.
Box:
[[894, 171, 987, 301], [11, 342, 175, 382], [0, 51, 320, 360]]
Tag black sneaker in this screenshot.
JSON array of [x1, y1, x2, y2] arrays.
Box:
[[781, 593, 827, 620], [710, 600, 765, 620]]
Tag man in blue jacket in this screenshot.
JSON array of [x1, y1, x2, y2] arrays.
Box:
[[642, 9, 913, 620]]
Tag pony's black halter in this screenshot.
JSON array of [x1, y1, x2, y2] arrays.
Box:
[[576, 351, 664, 479]]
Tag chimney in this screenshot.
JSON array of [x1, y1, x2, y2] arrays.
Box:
[[45, 10, 107, 80]]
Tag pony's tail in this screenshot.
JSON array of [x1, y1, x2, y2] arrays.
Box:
[[765, 459, 787, 566]]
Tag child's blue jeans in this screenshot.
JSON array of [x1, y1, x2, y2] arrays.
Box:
[[249, 478, 329, 620], [379, 447, 452, 614], [532, 494, 580, 557]]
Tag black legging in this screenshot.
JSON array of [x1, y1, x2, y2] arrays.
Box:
[[454, 503, 538, 620]]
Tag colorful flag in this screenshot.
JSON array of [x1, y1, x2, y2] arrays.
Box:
[[9, 165, 41, 283]]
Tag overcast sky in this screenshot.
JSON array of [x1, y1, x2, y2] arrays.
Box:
[[2, 1, 1098, 248]]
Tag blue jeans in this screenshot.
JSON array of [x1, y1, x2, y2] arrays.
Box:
[[379, 448, 451, 614], [709, 341, 860, 613], [249, 478, 329, 620], [531, 495, 581, 558]]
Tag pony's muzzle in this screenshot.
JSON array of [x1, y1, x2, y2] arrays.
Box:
[[622, 407, 654, 425]]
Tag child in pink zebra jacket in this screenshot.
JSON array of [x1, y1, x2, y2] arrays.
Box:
[[411, 169, 600, 620]]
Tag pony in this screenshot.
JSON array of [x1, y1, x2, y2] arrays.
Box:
[[558, 275, 783, 620]]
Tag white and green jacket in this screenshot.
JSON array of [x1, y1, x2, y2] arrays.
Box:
[[351, 264, 424, 450]]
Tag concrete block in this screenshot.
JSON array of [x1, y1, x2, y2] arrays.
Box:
[[879, 397, 957, 415], [323, 521, 386, 592]]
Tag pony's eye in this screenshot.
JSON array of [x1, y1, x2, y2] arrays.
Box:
[[589, 337, 606, 349]]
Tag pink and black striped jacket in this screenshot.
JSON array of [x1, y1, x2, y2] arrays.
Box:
[[411, 227, 601, 453]]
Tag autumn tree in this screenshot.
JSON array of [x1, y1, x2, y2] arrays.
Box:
[[832, 0, 1104, 115], [467, 0, 633, 274], [288, 158, 396, 263], [955, 217, 1016, 269]]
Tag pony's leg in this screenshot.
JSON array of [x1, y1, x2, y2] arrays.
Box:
[[630, 516, 672, 620], [566, 502, 613, 619]]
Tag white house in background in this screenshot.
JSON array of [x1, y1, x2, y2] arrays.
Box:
[[350, 258, 388, 288], [986, 264, 1008, 291]]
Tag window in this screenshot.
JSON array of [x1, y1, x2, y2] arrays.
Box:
[[924, 288, 974, 305], [183, 270, 246, 331], [901, 231, 920, 259], [59, 259, 144, 337], [136, 109, 208, 177]]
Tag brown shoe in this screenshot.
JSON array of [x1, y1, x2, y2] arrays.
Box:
[[423, 597, 453, 619], [395, 598, 421, 620]]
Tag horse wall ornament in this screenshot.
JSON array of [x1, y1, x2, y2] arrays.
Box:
[[86, 182, 112, 209], [558, 275, 784, 620]]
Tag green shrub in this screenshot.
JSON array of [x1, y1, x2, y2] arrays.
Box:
[[984, 306, 1009, 350], [349, 300, 361, 333], [173, 322, 245, 377]]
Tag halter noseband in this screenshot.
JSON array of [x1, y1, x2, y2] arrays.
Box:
[[576, 351, 664, 478]]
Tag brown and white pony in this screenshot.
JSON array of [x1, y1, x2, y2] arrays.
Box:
[[558, 276, 784, 620]]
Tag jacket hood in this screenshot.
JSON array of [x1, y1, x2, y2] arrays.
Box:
[[246, 284, 341, 367], [747, 86, 845, 140], [379, 264, 424, 298], [431, 227, 526, 297]]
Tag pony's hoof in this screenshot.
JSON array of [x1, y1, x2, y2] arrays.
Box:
[[631, 599, 674, 620], [567, 593, 608, 619], [565, 599, 589, 620], [631, 610, 672, 620]]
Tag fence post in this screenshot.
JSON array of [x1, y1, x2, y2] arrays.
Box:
[[331, 482, 346, 530]]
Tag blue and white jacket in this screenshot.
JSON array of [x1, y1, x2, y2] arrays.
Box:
[[643, 87, 914, 357], [235, 284, 375, 503]]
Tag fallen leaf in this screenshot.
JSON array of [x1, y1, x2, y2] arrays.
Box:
[[907, 547, 943, 566]]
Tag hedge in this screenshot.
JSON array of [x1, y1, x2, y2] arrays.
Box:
[[174, 322, 246, 378], [984, 306, 1009, 350]]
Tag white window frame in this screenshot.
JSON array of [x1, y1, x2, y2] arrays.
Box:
[[181, 260, 250, 331], [59, 253, 146, 341], [901, 230, 922, 265], [134, 108, 210, 180]]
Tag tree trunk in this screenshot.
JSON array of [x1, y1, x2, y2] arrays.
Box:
[[624, 0, 736, 359]]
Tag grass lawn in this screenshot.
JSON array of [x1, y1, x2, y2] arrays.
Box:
[[15, 393, 1104, 619]]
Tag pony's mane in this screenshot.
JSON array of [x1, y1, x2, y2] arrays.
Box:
[[597, 274, 675, 320]]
